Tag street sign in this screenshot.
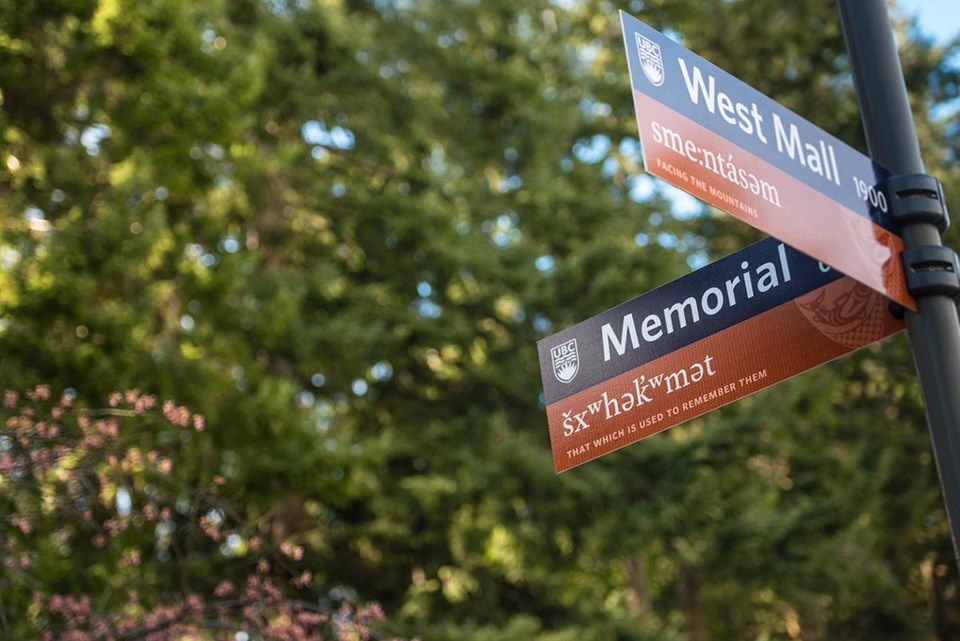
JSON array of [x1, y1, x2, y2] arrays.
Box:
[[538, 239, 903, 473], [621, 12, 914, 310]]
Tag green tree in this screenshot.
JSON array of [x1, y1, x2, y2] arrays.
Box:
[[1, 0, 959, 639]]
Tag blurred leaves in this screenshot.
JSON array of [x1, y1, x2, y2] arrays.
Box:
[[1, 0, 959, 639]]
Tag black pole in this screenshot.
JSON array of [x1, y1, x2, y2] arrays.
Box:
[[838, 0, 960, 562]]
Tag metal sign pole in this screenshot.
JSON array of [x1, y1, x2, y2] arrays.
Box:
[[837, 0, 960, 562]]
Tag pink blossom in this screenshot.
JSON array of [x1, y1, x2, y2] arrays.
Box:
[[260, 577, 283, 602], [134, 394, 157, 413], [357, 603, 385, 622], [162, 400, 191, 427], [58, 391, 74, 408], [184, 594, 202, 613], [294, 571, 313, 588], [214, 580, 234, 597], [245, 574, 262, 596], [96, 419, 118, 438], [298, 610, 328, 626], [278, 541, 305, 560], [12, 515, 33, 535]]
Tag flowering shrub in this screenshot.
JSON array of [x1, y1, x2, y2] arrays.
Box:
[[0, 385, 408, 641]]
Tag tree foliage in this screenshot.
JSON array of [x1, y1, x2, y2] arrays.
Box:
[[1, 0, 959, 639]]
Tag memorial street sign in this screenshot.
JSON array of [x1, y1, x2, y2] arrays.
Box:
[[537, 239, 903, 472], [621, 11, 914, 310]]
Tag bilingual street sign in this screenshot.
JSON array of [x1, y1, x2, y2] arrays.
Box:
[[621, 12, 915, 311], [537, 239, 903, 473]]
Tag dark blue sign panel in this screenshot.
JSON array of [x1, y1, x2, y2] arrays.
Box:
[[539, 239, 837, 404]]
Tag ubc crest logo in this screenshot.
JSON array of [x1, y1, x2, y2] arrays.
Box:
[[551, 339, 579, 384], [636, 33, 664, 86]]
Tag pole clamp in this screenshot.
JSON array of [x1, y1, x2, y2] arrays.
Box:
[[883, 173, 950, 233], [903, 245, 960, 301]]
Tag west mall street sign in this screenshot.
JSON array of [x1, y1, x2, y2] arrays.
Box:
[[621, 11, 914, 310]]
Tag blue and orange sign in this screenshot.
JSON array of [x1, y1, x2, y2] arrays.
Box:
[[537, 15, 910, 472], [621, 12, 913, 310], [537, 239, 903, 472]]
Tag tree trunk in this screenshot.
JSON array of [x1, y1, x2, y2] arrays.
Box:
[[678, 564, 705, 641], [624, 555, 652, 618]]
